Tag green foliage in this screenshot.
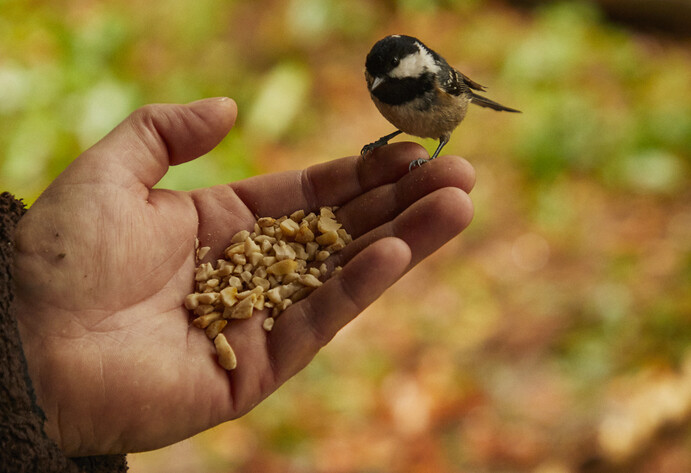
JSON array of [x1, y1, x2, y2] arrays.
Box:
[[3, 1, 691, 471], [504, 2, 691, 187]]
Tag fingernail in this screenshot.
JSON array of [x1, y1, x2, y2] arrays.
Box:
[[188, 96, 233, 106]]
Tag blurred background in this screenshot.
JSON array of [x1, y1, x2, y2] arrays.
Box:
[[2, 0, 690, 471]]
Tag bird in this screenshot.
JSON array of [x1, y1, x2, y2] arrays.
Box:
[[361, 34, 520, 170]]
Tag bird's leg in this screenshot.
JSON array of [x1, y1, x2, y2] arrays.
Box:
[[429, 137, 449, 161], [361, 130, 403, 157], [408, 137, 449, 171]]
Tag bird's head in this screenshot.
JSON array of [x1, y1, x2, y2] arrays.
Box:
[[364, 35, 440, 93]]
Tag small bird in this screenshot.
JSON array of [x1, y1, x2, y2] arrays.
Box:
[[361, 35, 520, 169]]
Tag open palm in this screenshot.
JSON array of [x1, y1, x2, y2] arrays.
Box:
[[12, 98, 475, 456]]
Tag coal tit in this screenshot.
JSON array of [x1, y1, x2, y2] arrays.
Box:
[[362, 35, 520, 169]]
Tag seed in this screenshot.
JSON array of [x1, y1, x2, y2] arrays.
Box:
[[224, 242, 245, 257], [229, 293, 257, 319], [317, 216, 341, 234], [184, 293, 200, 310], [257, 217, 275, 227], [316, 230, 339, 246], [252, 276, 271, 292], [298, 274, 323, 288], [227, 276, 243, 289], [194, 304, 215, 316], [290, 209, 305, 222], [214, 333, 237, 371], [217, 263, 234, 277], [272, 299, 292, 317], [305, 241, 319, 259], [327, 239, 347, 253], [282, 273, 300, 284], [289, 242, 309, 260], [248, 252, 263, 267], [205, 319, 227, 339], [220, 286, 238, 308], [273, 241, 296, 261], [231, 253, 247, 265], [267, 259, 298, 276], [192, 312, 222, 329], [186, 206, 352, 371], [279, 218, 300, 238], [337, 229, 353, 244], [197, 246, 211, 261], [295, 223, 315, 243], [263, 317, 275, 332], [231, 230, 250, 244], [262, 255, 277, 267], [195, 262, 214, 281], [289, 286, 313, 303], [320, 207, 336, 219], [196, 292, 218, 305]]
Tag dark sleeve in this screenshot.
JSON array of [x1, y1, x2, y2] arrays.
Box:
[[0, 192, 128, 473]]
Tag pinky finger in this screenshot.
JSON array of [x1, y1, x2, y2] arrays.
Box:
[[268, 237, 411, 383]]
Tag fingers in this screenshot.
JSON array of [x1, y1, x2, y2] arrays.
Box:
[[335, 185, 474, 269], [269, 237, 412, 382], [230, 142, 429, 217], [336, 155, 475, 238], [66, 98, 238, 190]]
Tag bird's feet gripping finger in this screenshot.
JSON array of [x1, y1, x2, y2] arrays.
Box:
[[360, 140, 383, 158], [408, 157, 430, 171], [361, 130, 403, 158], [360, 136, 393, 158]]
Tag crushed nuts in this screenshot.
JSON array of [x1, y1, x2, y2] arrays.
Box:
[[185, 206, 351, 370], [214, 333, 237, 371]]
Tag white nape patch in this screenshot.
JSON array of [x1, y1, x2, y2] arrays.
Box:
[[389, 42, 439, 79]]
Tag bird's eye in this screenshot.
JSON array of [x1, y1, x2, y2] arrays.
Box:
[[391, 57, 400, 67]]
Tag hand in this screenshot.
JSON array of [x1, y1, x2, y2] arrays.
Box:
[[12, 98, 475, 456]]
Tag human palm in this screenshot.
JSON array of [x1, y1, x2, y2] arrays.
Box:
[[12, 98, 475, 456]]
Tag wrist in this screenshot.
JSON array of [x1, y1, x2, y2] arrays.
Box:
[[14, 299, 65, 452]]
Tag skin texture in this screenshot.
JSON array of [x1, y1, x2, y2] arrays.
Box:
[[12, 98, 475, 456]]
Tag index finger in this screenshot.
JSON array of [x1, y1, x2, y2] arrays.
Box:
[[229, 142, 429, 217]]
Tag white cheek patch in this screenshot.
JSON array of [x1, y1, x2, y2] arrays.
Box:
[[389, 43, 440, 79]]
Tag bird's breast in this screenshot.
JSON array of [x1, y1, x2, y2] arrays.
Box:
[[371, 87, 470, 140]]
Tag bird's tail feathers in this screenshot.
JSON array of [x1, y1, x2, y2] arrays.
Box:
[[470, 93, 521, 113]]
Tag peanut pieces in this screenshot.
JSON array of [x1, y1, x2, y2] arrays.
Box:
[[186, 207, 349, 371], [214, 333, 237, 371]]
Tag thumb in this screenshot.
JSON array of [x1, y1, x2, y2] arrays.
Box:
[[71, 97, 238, 189]]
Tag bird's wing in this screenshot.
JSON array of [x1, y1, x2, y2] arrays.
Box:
[[457, 70, 486, 93], [438, 66, 487, 97]]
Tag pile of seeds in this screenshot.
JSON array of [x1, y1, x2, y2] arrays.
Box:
[[185, 207, 351, 370]]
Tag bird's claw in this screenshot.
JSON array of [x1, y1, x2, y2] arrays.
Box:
[[361, 131, 404, 159], [408, 158, 429, 171], [360, 139, 388, 158], [360, 143, 378, 158]]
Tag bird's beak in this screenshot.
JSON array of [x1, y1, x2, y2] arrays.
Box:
[[370, 76, 384, 91]]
